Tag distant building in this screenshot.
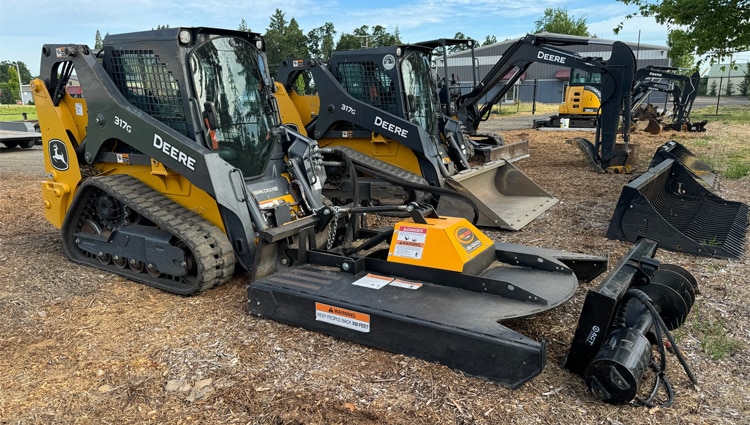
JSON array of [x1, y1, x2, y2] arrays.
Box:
[[704, 63, 749, 96], [435, 32, 671, 106]]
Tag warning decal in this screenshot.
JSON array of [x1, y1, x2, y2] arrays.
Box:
[[353, 273, 393, 289], [315, 302, 371, 333], [393, 225, 427, 259]]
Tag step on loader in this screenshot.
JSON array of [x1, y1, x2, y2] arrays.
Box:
[[607, 142, 748, 259], [31, 26, 697, 391]]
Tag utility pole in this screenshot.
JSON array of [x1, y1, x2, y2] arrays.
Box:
[[14, 62, 22, 104]]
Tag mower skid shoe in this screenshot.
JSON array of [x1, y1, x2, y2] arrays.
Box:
[[651, 140, 718, 189], [247, 244, 608, 388], [436, 160, 558, 230], [607, 158, 748, 259]]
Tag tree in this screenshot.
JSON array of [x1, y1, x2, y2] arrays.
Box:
[[307, 22, 336, 62], [533, 7, 590, 36], [482, 35, 497, 46], [0, 65, 20, 104], [725, 79, 734, 97], [615, 0, 750, 64], [95, 30, 103, 50], [264, 9, 309, 73], [738, 63, 750, 96], [698, 76, 709, 96], [666, 30, 694, 70], [448, 32, 471, 53], [238, 19, 251, 32], [709, 80, 717, 96], [335, 25, 401, 50], [0, 61, 32, 84]]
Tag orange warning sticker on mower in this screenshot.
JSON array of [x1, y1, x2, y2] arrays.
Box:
[[315, 302, 371, 333]]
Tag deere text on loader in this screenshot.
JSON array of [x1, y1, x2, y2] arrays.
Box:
[[32, 26, 696, 391]]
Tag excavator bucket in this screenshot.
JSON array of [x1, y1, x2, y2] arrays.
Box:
[[436, 160, 558, 230], [651, 140, 718, 188], [607, 158, 748, 259], [644, 117, 662, 134]]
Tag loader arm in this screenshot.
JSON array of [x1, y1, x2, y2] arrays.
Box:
[[276, 58, 448, 187]]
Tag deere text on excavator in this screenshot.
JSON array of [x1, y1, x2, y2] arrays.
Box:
[[31, 27, 697, 393]]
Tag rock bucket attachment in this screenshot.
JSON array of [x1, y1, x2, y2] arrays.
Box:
[[607, 158, 748, 259], [651, 140, 718, 189]]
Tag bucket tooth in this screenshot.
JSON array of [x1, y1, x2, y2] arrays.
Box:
[[607, 158, 748, 259], [436, 160, 558, 230]]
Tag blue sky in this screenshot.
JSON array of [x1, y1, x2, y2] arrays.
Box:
[[1, 0, 674, 76]]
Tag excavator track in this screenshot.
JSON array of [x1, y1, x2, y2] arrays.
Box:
[[61, 174, 236, 295]]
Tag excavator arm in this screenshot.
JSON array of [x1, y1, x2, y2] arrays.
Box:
[[454, 34, 636, 170], [631, 66, 704, 132]]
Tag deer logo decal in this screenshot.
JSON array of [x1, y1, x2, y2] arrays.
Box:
[[49, 139, 69, 171]]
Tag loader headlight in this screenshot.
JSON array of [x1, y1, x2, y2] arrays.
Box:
[[178, 30, 192, 45]]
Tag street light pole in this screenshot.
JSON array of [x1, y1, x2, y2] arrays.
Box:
[[14, 62, 22, 104]]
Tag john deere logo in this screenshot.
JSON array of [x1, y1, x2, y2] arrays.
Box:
[[382, 54, 396, 70], [455, 226, 475, 244], [49, 139, 69, 171]]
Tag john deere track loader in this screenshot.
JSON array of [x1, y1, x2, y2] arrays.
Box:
[[275, 42, 556, 230], [32, 27, 698, 390]]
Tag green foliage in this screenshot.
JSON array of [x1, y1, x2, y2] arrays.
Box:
[[0, 104, 37, 120], [739, 63, 750, 96], [307, 22, 336, 62], [482, 35, 497, 46], [688, 308, 744, 360], [615, 0, 750, 64], [666, 30, 694, 70], [0, 61, 32, 83], [533, 7, 590, 36], [238, 19, 251, 32], [264, 9, 309, 74], [698, 76, 709, 96], [95, 30, 103, 50], [725, 79, 734, 96], [447, 32, 471, 53], [336, 25, 402, 50]]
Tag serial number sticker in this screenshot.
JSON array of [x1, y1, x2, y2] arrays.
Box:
[[352, 273, 393, 289], [315, 302, 370, 333], [389, 279, 423, 290]]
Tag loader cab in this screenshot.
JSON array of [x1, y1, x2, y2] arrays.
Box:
[[327, 45, 440, 135], [103, 28, 278, 180], [188, 34, 276, 179]]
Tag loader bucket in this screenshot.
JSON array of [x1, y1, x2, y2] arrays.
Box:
[[651, 140, 717, 188], [607, 158, 748, 259], [436, 160, 558, 230]]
